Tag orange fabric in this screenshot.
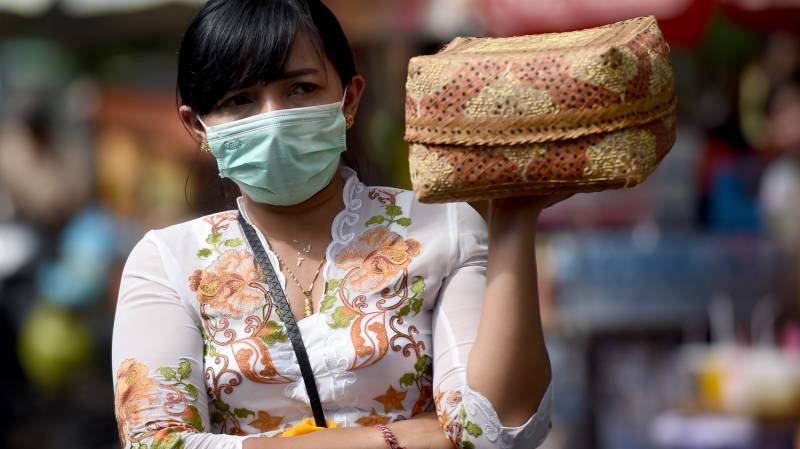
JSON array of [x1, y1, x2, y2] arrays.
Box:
[[280, 418, 339, 437]]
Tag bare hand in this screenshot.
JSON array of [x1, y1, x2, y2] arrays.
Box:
[[484, 193, 573, 231], [489, 193, 573, 216]]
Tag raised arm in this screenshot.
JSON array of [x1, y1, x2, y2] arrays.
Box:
[[431, 201, 554, 449]]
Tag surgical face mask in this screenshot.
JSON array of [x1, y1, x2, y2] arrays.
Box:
[[199, 94, 347, 206]]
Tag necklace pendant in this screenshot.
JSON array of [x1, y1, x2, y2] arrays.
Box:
[[303, 293, 313, 317]]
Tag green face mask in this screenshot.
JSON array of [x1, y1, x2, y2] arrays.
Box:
[[201, 97, 347, 206]]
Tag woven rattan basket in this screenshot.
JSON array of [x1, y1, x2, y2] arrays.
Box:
[[404, 16, 677, 203]]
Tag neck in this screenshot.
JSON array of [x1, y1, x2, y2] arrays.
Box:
[[242, 170, 345, 245]]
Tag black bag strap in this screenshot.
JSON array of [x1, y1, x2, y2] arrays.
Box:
[[237, 213, 327, 428]]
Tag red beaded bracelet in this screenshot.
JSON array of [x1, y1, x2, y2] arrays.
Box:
[[374, 424, 408, 449]]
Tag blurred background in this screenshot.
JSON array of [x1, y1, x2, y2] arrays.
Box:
[[1, 0, 800, 448]]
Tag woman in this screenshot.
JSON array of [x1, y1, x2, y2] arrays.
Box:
[[112, 1, 558, 448]]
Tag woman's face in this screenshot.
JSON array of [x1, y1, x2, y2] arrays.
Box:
[[180, 31, 364, 138]]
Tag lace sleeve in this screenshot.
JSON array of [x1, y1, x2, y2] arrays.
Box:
[[112, 232, 253, 449], [431, 203, 552, 449]]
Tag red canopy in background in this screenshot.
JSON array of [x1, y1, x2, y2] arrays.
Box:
[[323, 0, 429, 42], [476, 0, 715, 46], [477, 0, 798, 46], [721, 0, 800, 32]]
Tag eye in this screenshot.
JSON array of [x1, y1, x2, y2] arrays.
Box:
[[288, 83, 318, 96], [221, 94, 253, 108]]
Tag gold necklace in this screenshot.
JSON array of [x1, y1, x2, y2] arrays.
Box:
[[291, 239, 312, 267], [275, 253, 326, 318], [254, 224, 325, 317]]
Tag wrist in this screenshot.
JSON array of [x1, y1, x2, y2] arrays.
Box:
[[374, 423, 408, 449], [488, 210, 539, 242], [489, 199, 541, 229]]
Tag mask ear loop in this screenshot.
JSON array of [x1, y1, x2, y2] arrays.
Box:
[[196, 114, 211, 153], [342, 87, 354, 130]]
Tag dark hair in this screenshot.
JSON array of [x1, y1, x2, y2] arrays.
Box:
[[177, 0, 357, 115]]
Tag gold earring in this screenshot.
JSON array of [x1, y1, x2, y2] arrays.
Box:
[[200, 139, 211, 153], [345, 113, 354, 130]]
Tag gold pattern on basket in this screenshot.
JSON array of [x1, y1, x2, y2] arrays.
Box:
[[567, 46, 639, 100], [464, 70, 558, 118], [409, 144, 457, 194], [406, 59, 460, 102], [495, 145, 548, 181], [584, 128, 657, 184], [661, 114, 675, 131], [648, 51, 673, 96]]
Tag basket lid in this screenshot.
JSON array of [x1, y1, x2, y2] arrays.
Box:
[[404, 16, 676, 146]]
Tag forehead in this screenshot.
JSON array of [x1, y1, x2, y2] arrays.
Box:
[[283, 31, 335, 80]]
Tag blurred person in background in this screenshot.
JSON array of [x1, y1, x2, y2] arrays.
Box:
[[0, 83, 93, 229], [112, 1, 560, 449], [760, 63, 800, 325], [761, 75, 800, 249], [753, 33, 800, 300]]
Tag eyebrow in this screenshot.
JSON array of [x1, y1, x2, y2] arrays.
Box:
[[217, 67, 322, 105], [279, 68, 320, 79]]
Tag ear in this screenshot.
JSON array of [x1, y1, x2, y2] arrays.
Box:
[[343, 74, 366, 121], [178, 105, 207, 144]]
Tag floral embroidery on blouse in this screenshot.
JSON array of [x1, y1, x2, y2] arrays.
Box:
[[186, 213, 296, 435], [115, 359, 158, 444], [247, 410, 284, 432], [209, 400, 284, 435], [373, 385, 407, 413], [334, 225, 420, 292], [114, 358, 204, 449], [188, 210, 264, 320], [196, 212, 242, 259], [355, 408, 392, 426], [434, 388, 485, 449], [188, 250, 264, 319], [319, 194, 434, 419], [400, 354, 433, 416], [200, 288, 292, 435]]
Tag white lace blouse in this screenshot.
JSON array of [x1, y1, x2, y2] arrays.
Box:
[[112, 166, 552, 449]]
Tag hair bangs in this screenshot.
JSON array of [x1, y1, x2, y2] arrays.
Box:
[[186, 0, 318, 114], [178, 0, 355, 117]]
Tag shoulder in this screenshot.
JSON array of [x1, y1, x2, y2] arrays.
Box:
[[358, 183, 485, 233], [151, 209, 239, 239], [356, 183, 487, 265], [131, 210, 240, 264]]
